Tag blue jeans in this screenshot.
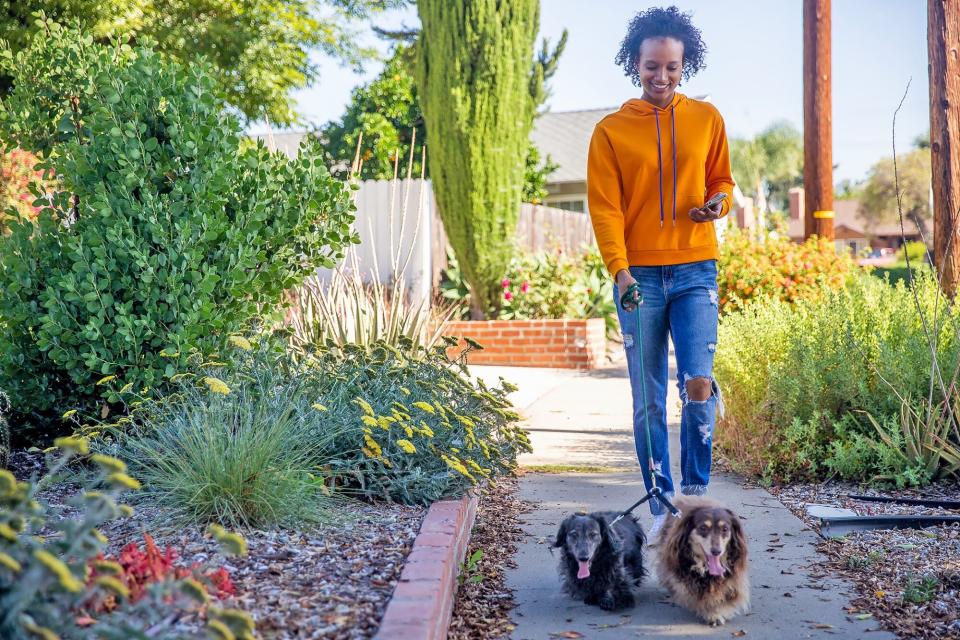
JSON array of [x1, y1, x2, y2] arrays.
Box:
[[613, 259, 723, 515]]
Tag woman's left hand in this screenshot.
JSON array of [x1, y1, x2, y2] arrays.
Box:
[[688, 202, 723, 223]]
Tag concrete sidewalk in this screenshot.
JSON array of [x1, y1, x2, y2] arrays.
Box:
[[467, 361, 894, 640]]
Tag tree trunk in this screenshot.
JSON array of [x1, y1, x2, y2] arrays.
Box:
[[929, 0, 960, 297]]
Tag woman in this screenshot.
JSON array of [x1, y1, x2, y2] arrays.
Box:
[[587, 6, 734, 539]]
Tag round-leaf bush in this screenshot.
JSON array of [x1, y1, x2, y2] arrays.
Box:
[[0, 20, 357, 442]]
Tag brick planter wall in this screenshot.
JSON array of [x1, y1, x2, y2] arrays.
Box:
[[442, 318, 607, 369]]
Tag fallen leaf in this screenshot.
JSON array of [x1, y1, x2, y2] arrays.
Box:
[[549, 632, 584, 639], [732, 631, 747, 638], [855, 613, 873, 620], [811, 624, 834, 629]]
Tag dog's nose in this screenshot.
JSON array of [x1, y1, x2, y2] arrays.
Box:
[[577, 555, 590, 562], [710, 548, 722, 557]]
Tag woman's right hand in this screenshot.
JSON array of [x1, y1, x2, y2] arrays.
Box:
[[616, 269, 640, 311]]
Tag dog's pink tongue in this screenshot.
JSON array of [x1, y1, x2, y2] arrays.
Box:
[[707, 554, 725, 577], [577, 561, 591, 579]]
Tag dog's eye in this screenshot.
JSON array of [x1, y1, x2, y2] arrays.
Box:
[[588, 532, 599, 539]]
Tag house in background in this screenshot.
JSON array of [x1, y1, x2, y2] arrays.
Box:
[[785, 187, 924, 255]]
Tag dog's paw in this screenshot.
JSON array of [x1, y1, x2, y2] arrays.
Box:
[[599, 594, 617, 611], [584, 594, 600, 607], [706, 616, 727, 627]]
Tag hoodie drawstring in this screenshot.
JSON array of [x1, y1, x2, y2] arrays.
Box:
[[653, 105, 678, 228]]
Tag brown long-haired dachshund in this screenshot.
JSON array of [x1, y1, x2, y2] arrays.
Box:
[[655, 496, 749, 626]]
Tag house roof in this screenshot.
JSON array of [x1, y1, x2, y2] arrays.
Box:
[[786, 199, 922, 239], [530, 107, 617, 184]]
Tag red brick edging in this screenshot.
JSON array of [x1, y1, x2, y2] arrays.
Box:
[[374, 491, 480, 640]]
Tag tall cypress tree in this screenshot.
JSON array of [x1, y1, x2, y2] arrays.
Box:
[[417, 1, 541, 319]]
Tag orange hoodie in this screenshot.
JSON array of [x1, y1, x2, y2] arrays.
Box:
[[587, 92, 735, 275]]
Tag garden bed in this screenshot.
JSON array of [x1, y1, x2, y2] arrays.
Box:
[[443, 319, 607, 369], [10, 449, 426, 640], [769, 480, 960, 639]]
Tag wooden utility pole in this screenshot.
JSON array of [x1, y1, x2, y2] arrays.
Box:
[[803, 0, 834, 240], [929, 0, 960, 297]]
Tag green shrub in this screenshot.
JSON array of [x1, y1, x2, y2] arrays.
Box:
[[717, 227, 856, 314], [315, 341, 529, 504], [108, 345, 348, 529], [97, 336, 528, 508], [0, 441, 250, 639], [715, 271, 960, 484], [441, 245, 618, 338], [0, 20, 357, 443]]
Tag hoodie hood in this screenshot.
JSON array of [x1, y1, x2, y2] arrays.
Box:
[[621, 92, 687, 115]]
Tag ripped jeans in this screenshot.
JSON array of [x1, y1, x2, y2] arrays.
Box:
[[613, 259, 723, 515]]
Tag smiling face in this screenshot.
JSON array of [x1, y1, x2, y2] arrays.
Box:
[[637, 36, 684, 107], [558, 515, 604, 579]]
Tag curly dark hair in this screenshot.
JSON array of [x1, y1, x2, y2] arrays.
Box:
[[614, 6, 707, 86]]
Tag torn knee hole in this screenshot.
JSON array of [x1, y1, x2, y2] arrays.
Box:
[[685, 377, 713, 402]]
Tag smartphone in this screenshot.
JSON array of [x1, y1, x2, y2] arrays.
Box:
[[703, 192, 727, 210]]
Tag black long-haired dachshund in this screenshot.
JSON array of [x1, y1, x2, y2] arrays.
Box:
[[552, 511, 646, 610]]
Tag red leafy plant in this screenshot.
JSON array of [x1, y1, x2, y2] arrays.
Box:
[[86, 533, 235, 613]]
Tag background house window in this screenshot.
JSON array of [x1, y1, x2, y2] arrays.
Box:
[[549, 199, 585, 213]]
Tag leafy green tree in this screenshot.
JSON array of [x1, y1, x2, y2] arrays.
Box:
[[416, 1, 562, 318], [859, 147, 932, 239], [0, 0, 403, 125], [730, 120, 803, 214]]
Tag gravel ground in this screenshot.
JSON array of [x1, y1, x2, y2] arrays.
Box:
[[9, 449, 426, 639], [449, 475, 531, 640], [769, 479, 960, 640]]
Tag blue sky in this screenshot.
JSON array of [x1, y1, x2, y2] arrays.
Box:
[[266, 0, 930, 184]]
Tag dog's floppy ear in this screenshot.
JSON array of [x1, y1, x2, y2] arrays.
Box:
[[725, 509, 748, 571], [552, 517, 569, 549], [663, 508, 696, 573], [597, 516, 623, 553]]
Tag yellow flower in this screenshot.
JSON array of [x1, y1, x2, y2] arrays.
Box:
[[207, 524, 248, 556], [170, 372, 194, 382], [21, 621, 59, 640], [158, 348, 180, 357], [456, 415, 476, 429], [34, 549, 83, 592], [95, 375, 116, 386], [377, 416, 394, 431], [311, 402, 328, 412], [61, 409, 78, 420], [418, 422, 435, 438], [0, 523, 17, 542], [0, 552, 21, 573], [119, 504, 135, 518], [400, 387, 411, 395], [91, 454, 127, 474], [118, 382, 134, 394], [227, 335, 253, 351], [207, 619, 236, 640], [441, 454, 475, 481], [361, 447, 378, 459], [93, 559, 123, 575], [361, 415, 378, 428], [363, 434, 383, 457], [180, 577, 210, 604], [403, 425, 414, 438], [91, 529, 109, 545], [106, 473, 142, 490], [53, 436, 89, 455], [396, 439, 417, 454], [0, 470, 17, 494], [354, 397, 375, 416], [202, 376, 231, 395], [412, 401, 435, 414], [217, 609, 256, 635], [95, 575, 130, 599]]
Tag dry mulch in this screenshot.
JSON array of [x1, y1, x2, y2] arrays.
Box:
[[769, 479, 960, 640], [449, 475, 531, 640], [9, 449, 426, 639]]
